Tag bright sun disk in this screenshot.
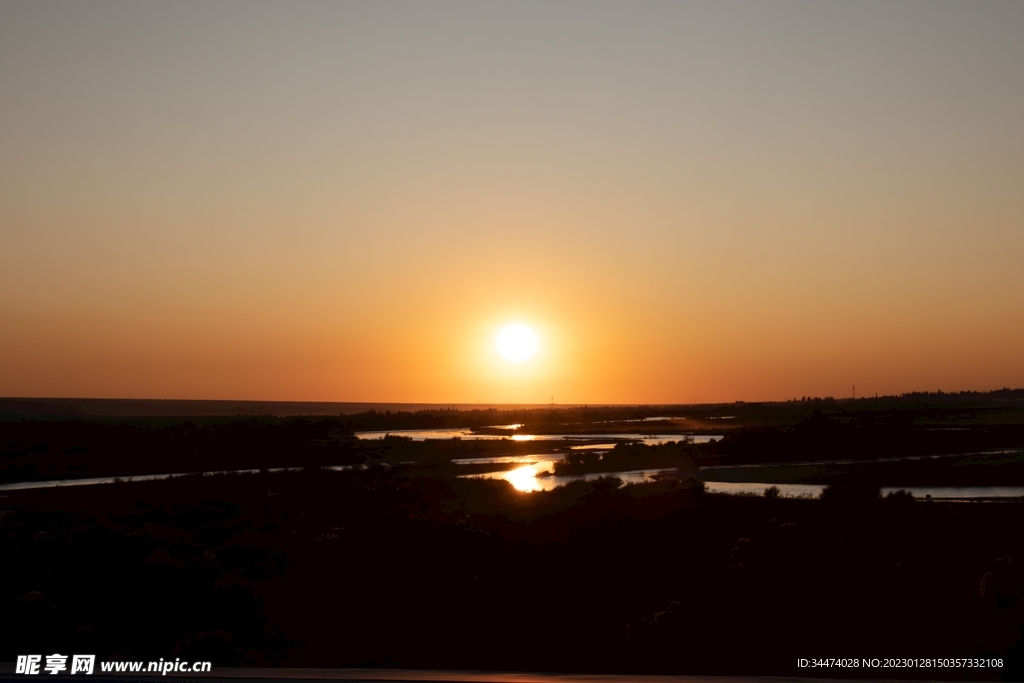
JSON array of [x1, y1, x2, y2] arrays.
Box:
[[496, 324, 539, 363]]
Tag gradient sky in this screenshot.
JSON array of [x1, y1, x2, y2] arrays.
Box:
[[2, 1, 1023, 404]]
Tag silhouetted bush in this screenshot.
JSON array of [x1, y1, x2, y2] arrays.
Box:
[[884, 488, 915, 504], [819, 479, 881, 503], [552, 441, 697, 476]]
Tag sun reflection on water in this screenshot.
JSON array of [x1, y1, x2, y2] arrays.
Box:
[[505, 465, 543, 491], [501, 463, 558, 491]]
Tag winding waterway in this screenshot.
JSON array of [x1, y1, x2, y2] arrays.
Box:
[[4, 424, 1021, 502], [464, 464, 1024, 499], [3, 464, 1021, 501], [355, 428, 720, 445]]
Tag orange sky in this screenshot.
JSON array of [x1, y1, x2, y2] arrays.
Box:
[[2, 1, 1023, 404]]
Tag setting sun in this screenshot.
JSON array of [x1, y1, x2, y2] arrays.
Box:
[[495, 324, 539, 364]]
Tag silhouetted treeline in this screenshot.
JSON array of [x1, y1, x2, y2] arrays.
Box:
[[701, 410, 1024, 465], [0, 418, 361, 483], [3, 468, 1022, 678], [342, 389, 1024, 432], [4, 387, 1023, 429], [552, 441, 698, 476], [700, 450, 1024, 487], [338, 406, 677, 432], [897, 388, 1024, 401]]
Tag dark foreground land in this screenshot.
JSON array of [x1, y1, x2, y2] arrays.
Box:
[[3, 467, 1024, 680], [5, 388, 1024, 484], [4, 391, 1024, 679]]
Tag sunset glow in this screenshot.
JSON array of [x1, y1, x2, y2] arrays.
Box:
[[1, 3, 1022, 404]]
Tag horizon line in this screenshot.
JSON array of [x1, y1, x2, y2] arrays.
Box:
[[3, 387, 1023, 418]]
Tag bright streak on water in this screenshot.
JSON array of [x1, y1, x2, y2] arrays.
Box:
[[355, 428, 720, 445], [462, 462, 682, 492]]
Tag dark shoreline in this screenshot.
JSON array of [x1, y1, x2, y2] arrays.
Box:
[[4, 395, 1024, 678], [4, 468, 1023, 678]]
